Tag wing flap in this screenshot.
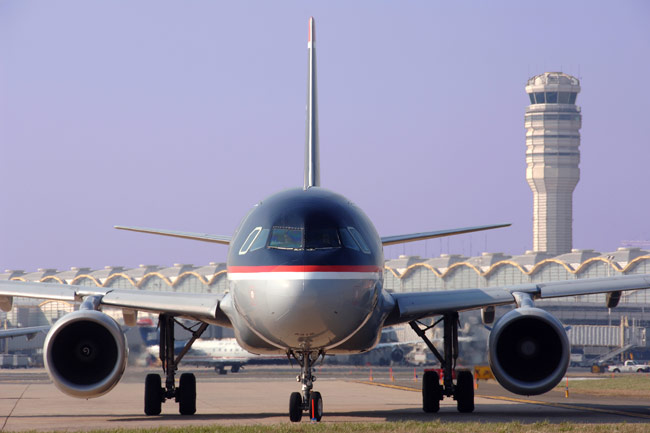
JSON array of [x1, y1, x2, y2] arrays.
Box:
[[114, 226, 231, 245], [381, 223, 510, 246]]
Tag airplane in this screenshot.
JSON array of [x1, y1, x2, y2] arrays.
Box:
[[1, 17, 650, 422]]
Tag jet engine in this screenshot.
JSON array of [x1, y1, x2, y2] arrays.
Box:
[[488, 307, 569, 395], [44, 310, 128, 398]]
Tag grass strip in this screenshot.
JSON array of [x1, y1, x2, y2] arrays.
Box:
[[7, 422, 650, 433], [560, 375, 650, 397]]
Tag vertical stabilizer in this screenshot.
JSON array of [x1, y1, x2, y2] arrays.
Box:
[[304, 17, 320, 189]]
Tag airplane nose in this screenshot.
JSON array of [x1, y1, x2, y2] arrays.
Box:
[[234, 276, 378, 350], [273, 278, 376, 349]]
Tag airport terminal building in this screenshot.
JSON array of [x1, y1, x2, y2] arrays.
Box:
[[3, 247, 650, 324], [2, 247, 650, 338]]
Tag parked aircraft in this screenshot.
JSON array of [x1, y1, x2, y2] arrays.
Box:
[[0, 325, 49, 340], [139, 324, 283, 373], [1, 17, 650, 422]]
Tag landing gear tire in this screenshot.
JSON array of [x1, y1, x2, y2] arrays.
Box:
[[455, 370, 475, 413], [216, 366, 227, 375], [309, 391, 323, 422], [289, 392, 303, 422], [231, 365, 240, 373], [144, 373, 162, 416], [178, 373, 196, 415], [422, 371, 441, 413]]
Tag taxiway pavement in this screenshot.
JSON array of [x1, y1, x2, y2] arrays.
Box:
[[1, 366, 649, 431]]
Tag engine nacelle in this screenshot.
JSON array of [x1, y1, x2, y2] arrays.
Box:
[[488, 307, 569, 395], [44, 310, 127, 398]]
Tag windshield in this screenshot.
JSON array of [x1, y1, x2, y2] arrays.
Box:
[[305, 227, 341, 250], [268, 227, 303, 250]]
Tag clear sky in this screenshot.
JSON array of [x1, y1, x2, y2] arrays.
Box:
[[1, 1, 649, 271]]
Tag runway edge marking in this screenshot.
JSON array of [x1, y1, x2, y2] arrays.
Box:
[[353, 380, 650, 420]]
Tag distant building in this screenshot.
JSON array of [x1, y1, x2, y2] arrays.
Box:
[[525, 72, 581, 255]]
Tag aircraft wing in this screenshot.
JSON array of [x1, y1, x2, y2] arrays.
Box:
[[386, 273, 650, 325], [0, 280, 224, 322], [0, 325, 50, 340], [380, 223, 510, 246], [114, 225, 231, 245]]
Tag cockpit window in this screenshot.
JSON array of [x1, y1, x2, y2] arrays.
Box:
[[305, 227, 341, 250], [338, 228, 360, 251], [269, 227, 304, 250], [348, 227, 371, 254], [249, 228, 269, 252], [238, 227, 262, 255]]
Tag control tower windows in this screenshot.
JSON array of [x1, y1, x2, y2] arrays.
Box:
[[558, 92, 570, 104], [568, 92, 577, 104], [531, 91, 578, 105]]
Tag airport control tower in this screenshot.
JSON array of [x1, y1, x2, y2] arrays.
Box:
[[525, 72, 581, 255]]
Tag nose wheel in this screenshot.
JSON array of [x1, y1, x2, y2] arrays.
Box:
[[288, 350, 324, 422]]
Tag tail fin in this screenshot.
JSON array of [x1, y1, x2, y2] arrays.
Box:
[[139, 326, 159, 347], [304, 17, 320, 189]]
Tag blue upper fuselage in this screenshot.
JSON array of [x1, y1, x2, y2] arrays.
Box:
[[227, 187, 384, 269]]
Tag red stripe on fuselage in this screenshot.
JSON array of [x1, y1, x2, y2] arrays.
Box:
[[228, 265, 381, 273]]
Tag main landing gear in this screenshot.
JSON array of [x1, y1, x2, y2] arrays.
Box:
[[144, 314, 208, 416], [288, 350, 324, 422], [410, 312, 474, 414]]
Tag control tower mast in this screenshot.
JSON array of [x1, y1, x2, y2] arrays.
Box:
[[525, 72, 581, 255]]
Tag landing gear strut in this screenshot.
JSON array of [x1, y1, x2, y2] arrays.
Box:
[[144, 314, 208, 416], [410, 312, 474, 414], [288, 350, 324, 422]]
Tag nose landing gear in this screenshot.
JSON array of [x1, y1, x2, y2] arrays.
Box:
[[288, 350, 324, 422]]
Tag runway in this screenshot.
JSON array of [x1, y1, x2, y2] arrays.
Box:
[[1, 366, 650, 431]]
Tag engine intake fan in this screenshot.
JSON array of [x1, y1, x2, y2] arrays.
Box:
[[488, 307, 569, 395], [44, 310, 127, 398]]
